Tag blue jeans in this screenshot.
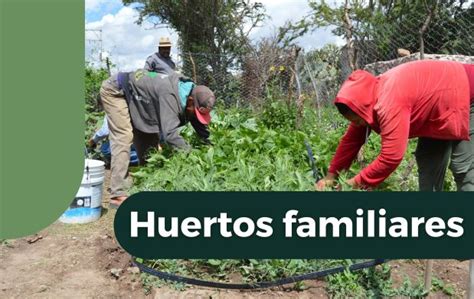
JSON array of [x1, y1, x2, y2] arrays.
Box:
[[100, 141, 139, 166]]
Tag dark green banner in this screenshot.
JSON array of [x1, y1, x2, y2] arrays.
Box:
[[114, 192, 473, 259]]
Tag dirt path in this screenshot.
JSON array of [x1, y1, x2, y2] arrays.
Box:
[[0, 171, 470, 298], [0, 218, 327, 298]]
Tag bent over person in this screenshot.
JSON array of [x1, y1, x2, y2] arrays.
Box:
[[316, 60, 474, 191], [100, 70, 216, 207]]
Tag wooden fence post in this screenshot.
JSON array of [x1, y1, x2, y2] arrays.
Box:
[[468, 259, 473, 299], [424, 260, 433, 294]]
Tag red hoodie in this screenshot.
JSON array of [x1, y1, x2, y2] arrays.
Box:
[[328, 60, 471, 187]]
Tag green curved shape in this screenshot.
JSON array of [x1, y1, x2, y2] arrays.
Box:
[[0, 0, 84, 238]]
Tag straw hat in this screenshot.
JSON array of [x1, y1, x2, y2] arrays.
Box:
[[158, 37, 172, 48]]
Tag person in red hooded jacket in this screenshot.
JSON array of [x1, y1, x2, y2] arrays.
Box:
[[316, 60, 474, 191]]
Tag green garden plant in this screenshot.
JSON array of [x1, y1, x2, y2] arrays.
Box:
[[128, 103, 457, 295]]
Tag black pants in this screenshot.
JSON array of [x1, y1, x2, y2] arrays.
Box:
[[416, 104, 474, 191], [132, 128, 160, 166]]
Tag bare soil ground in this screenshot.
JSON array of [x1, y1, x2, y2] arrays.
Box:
[[0, 171, 470, 298]]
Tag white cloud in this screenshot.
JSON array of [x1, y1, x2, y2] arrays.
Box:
[[85, 1, 344, 70], [85, 7, 178, 71], [250, 0, 343, 49], [141, 35, 156, 48], [85, 0, 115, 12]]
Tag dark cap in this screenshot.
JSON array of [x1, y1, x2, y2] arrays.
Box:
[[191, 85, 216, 125]]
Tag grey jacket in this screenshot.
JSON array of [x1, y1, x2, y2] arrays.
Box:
[[144, 53, 176, 74], [124, 70, 209, 149]]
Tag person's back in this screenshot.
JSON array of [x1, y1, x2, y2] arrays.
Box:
[[127, 70, 213, 150], [375, 60, 470, 140], [335, 60, 470, 140]]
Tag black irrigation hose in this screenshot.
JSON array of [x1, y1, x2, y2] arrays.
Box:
[[304, 140, 320, 181], [132, 258, 389, 290]]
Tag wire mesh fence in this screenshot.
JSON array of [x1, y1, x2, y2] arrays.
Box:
[[175, 7, 473, 112], [84, 4, 473, 121], [85, 29, 104, 68]]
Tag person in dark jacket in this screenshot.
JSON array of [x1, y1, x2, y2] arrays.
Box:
[[100, 69, 216, 207], [144, 37, 176, 74]]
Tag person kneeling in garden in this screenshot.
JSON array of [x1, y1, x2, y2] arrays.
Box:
[[316, 60, 473, 191], [100, 69, 216, 207], [88, 116, 140, 168]]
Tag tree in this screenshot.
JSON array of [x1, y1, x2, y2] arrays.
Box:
[[85, 63, 109, 112], [279, 0, 473, 70], [123, 0, 266, 91]]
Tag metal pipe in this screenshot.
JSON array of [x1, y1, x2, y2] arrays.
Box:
[[302, 53, 321, 120]]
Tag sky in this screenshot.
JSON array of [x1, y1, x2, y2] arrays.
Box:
[[85, 0, 343, 71]]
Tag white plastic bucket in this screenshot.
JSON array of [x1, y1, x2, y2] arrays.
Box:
[[59, 159, 105, 224]]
